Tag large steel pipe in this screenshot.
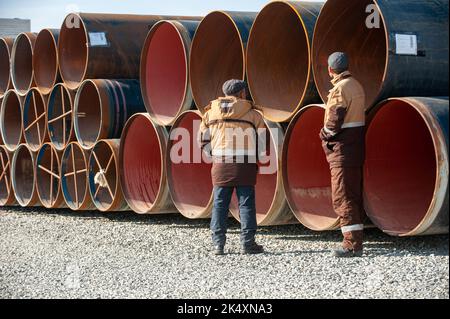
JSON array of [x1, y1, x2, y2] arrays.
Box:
[[61, 142, 95, 210], [119, 113, 175, 214], [0, 37, 14, 98], [312, 0, 449, 108], [11, 32, 37, 96], [47, 83, 76, 151], [282, 104, 339, 230], [0, 90, 24, 152], [88, 139, 128, 212], [140, 20, 200, 126], [364, 97, 449, 236], [229, 121, 296, 226], [33, 29, 61, 95], [35, 143, 66, 208], [190, 11, 256, 112], [58, 13, 200, 90], [167, 111, 213, 219], [74, 79, 145, 150], [11, 144, 40, 207], [0, 145, 16, 206], [23, 88, 49, 152], [246, 1, 323, 123]]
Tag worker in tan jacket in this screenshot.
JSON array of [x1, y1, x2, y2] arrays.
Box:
[[319, 52, 366, 258], [199, 79, 265, 255]]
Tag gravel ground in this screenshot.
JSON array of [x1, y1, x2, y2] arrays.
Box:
[[0, 207, 448, 299]]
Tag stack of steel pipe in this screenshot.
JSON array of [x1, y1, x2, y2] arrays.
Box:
[[1, 1, 448, 240]]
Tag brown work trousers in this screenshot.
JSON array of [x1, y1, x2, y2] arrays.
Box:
[[330, 166, 364, 251]]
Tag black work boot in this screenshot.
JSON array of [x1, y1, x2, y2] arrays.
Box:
[[214, 245, 225, 256], [242, 243, 264, 255], [332, 247, 363, 258]]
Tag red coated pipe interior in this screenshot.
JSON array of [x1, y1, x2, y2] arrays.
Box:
[[13, 146, 35, 205], [247, 2, 309, 121], [229, 125, 278, 222], [76, 81, 101, 148], [190, 12, 244, 111], [121, 115, 162, 212], [0, 40, 11, 96], [168, 112, 212, 214], [1, 92, 22, 148], [364, 100, 436, 235], [144, 22, 187, 124], [58, 19, 88, 88], [34, 30, 58, 92], [313, 0, 387, 106], [284, 106, 336, 229], [12, 34, 34, 92]]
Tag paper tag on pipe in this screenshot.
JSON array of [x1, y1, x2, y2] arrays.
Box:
[[395, 34, 418, 55], [88, 32, 108, 47]]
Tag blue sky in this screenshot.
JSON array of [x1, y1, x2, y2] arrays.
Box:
[[0, 0, 323, 31]]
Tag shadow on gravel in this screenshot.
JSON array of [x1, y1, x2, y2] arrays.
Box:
[[2, 206, 448, 257]]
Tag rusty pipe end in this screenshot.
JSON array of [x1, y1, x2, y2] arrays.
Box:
[[23, 88, 48, 152], [33, 29, 61, 95], [1, 90, 24, 152], [11, 32, 37, 96], [0, 37, 14, 98], [0, 145, 16, 206], [11, 144, 40, 207]]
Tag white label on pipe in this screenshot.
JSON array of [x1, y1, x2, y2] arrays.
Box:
[[395, 34, 418, 55], [88, 32, 108, 47]]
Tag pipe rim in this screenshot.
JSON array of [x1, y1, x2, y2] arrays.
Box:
[[282, 104, 340, 231], [140, 20, 191, 126], [58, 13, 89, 90], [46, 83, 74, 151], [73, 79, 103, 150], [88, 139, 120, 211], [0, 89, 23, 152], [246, 1, 313, 123], [11, 33, 36, 96], [0, 37, 13, 98], [35, 142, 63, 208], [33, 29, 59, 95], [311, 0, 389, 107], [166, 110, 213, 218], [119, 113, 167, 214], [11, 144, 37, 207], [364, 97, 448, 236], [190, 11, 246, 112], [23, 88, 48, 152], [60, 142, 90, 210], [0, 145, 14, 206]]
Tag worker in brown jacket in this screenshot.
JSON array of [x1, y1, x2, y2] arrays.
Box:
[[319, 52, 366, 258], [199, 79, 265, 256]]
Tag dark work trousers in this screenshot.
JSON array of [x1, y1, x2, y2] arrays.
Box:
[[330, 166, 364, 251], [211, 186, 257, 248]]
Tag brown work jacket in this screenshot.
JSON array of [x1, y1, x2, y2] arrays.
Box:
[[321, 71, 367, 168]]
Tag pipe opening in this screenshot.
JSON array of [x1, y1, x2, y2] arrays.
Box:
[[12, 145, 35, 206], [190, 12, 245, 112], [34, 30, 58, 94], [1, 91, 22, 151], [23, 89, 47, 151], [47, 84, 73, 150], [283, 106, 337, 230], [36, 144, 61, 207], [121, 115, 163, 213], [364, 100, 437, 235], [168, 111, 213, 218], [75, 81, 101, 149], [89, 141, 117, 210], [0, 146, 13, 206], [142, 22, 188, 125], [12, 34, 34, 93], [61, 143, 89, 210], [0, 39, 12, 96], [58, 16, 88, 89], [247, 2, 310, 122], [312, 0, 387, 107]]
